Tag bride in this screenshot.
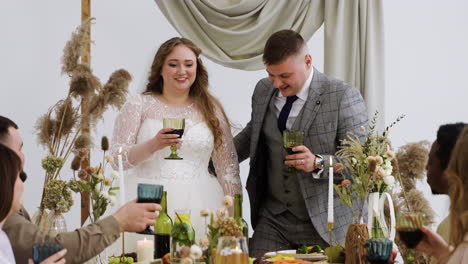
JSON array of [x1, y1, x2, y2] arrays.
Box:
[[111, 37, 242, 250]]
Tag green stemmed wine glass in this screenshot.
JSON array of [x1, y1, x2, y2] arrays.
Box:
[[283, 130, 304, 172], [163, 118, 185, 160]]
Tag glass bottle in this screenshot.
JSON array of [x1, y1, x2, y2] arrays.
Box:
[[234, 194, 249, 244], [154, 191, 172, 259]]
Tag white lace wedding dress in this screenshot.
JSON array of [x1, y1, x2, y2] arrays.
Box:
[[110, 94, 241, 252]]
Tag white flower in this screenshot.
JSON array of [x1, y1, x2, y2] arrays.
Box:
[[190, 245, 203, 259], [110, 170, 120, 179], [200, 208, 211, 217], [103, 177, 112, 186], [100, 191, 109, 199], [108, 195, 116, 206], [216, 207, 228, 219], [198, 236, 209, 248], [383, 160, 393, 175], [105, 155, 114, 164], [384, 176, 395, 186], [222, 195, 234, 207], [351, 157, 358, 165]]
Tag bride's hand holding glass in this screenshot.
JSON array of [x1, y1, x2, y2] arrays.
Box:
[[150, 128, 181, 152]]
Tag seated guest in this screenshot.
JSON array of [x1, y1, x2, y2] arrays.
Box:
[[0, 115, 161, 264], [414, 126, 468, 264], [426, 123, 466, 264], [0, 144, 66, 263]]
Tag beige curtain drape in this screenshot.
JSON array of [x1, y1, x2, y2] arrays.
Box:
[[155, 0, 385, 123]]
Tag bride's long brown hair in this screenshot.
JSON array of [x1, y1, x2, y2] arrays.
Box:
[[445, 126, 468, 248], [144, 37, 229, 150]]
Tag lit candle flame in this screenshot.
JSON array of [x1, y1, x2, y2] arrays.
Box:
[[329, 156, 333, 166], [118, 147, 122, 154]]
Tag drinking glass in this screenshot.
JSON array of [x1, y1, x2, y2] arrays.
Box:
[[396, 212, 426, 249], [137, 183, 164, 235], [282, 130, 305, 171], [215, 236, 249, 264], [366, 238, 393, 264], [170, 209, 195, 263], [163, 118, 185, 160]]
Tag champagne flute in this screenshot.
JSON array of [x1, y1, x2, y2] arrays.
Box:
[[163, 118, 185, 160], [283, 130, 305, 172], [137, 183, 164, 235], [396, 212, 426, 248]]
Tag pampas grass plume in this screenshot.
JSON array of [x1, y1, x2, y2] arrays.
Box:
[[62, 18, 94, 74], [69, 64, 101, 98], [74, 134, 91, 149]]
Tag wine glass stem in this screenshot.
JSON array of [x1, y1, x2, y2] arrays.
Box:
[[171, 145, 177, 156]]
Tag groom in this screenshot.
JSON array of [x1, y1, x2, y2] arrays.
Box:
[[234, 29, 368, 256]]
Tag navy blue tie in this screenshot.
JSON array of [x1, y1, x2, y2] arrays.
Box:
[[278, 95, 299, 132]]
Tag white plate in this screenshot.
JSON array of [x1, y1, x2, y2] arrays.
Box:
[[293, 253, 328, 261], [264, 251, 277, 257], [276, 250, 297, 255]]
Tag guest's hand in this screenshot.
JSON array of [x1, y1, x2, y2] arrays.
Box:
[[284, 145, 316, 172], [150, 128, 181, 152], [113, 199, 161, 232], [28, 248, 67, 264], [414, 226, 450, 261]]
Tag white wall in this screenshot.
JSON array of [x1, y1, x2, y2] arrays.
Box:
[[0, 0, 466, 239]]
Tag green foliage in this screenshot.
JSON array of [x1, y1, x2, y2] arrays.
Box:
[[41, 155, 65, 176], [171, 222, 195, 247], [43, 179, 73, 213]]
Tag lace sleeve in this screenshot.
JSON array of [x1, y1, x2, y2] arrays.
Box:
[[110, 94, 143, 170], [211, 106, 242, 196]]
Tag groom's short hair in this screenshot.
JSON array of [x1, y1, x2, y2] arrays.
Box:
[[263, 29, 305, 65], [0, 116, 18, 142]]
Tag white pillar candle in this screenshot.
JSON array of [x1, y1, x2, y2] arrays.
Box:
[[327, 156, 334, 223], [137, 238, 154, 262], [118, 147, 126, 207]]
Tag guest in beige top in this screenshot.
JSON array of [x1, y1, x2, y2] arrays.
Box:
[[414, 127, 468, 264], [0, 115, 161, 264]]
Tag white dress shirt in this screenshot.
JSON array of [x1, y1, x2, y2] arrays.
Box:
[[274, 68, 314, 130]]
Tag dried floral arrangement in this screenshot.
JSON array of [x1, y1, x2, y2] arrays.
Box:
[[34, 18, 131, 223], [389, 141, 434, 264], [199, 195, 243, 262], [68, 136, 120, 223], [334, 111, 404, 221]]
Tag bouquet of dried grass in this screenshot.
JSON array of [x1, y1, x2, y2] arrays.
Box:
[[389, 141, 435, 264], [34, 19, 131, 222]]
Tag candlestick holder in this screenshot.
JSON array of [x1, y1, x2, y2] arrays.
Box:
[[327, 222, 334, 246]]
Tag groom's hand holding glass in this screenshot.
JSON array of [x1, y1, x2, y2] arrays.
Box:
[[284, 145, 318, 172]]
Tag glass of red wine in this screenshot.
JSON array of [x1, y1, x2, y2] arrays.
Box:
[[396, 212, 426, 248], [137, 183, 164, 235], [282, 130, 304, 172], [163, 118, 185, 160]]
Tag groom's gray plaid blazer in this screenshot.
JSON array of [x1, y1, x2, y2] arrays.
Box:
[[234, 68, 368, 244]]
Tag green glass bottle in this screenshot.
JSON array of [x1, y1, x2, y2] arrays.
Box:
[[234, 194, 249, 243], [154, 191, 172, 259]]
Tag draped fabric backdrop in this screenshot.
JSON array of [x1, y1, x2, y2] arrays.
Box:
[[154, 0, 385, 125]]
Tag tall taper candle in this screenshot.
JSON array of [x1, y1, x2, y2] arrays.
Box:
[[118, 147, 126, 207], [328, 156, 334, 223]]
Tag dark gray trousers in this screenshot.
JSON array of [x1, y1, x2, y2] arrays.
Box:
[[249, 207, 328, 257]]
